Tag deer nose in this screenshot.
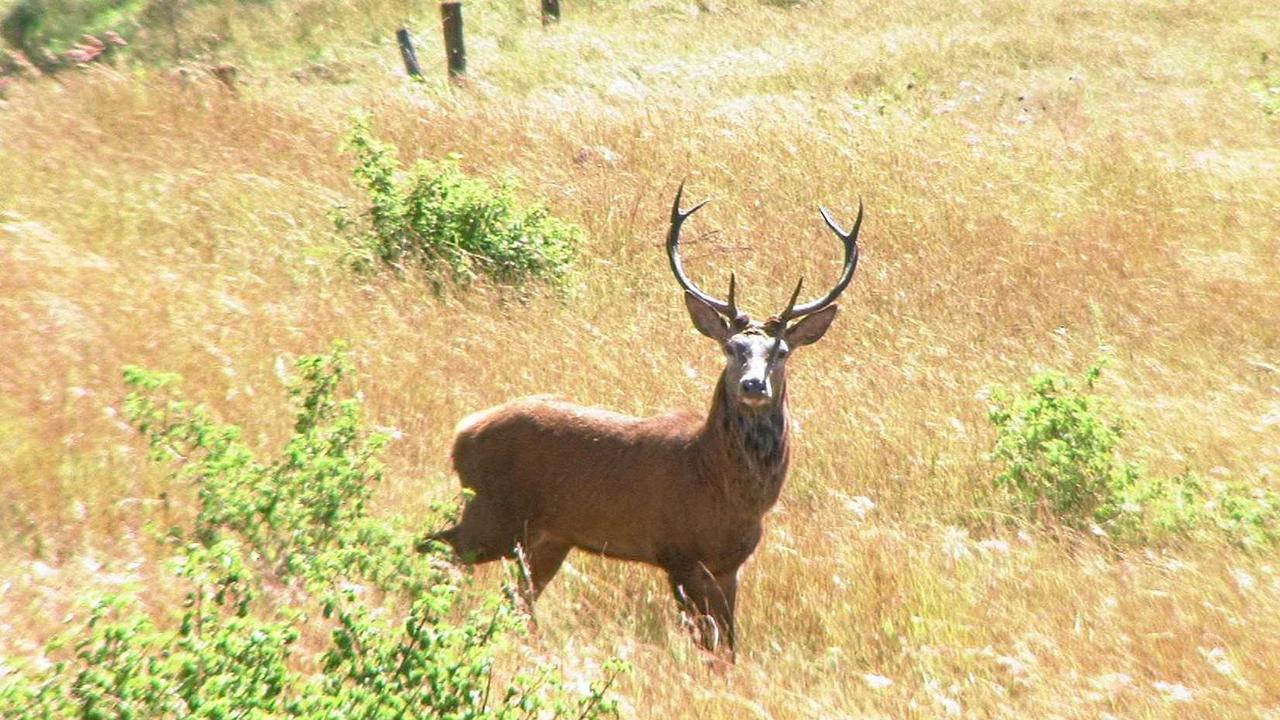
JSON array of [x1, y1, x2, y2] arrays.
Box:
[[740, 377, 766, 396]]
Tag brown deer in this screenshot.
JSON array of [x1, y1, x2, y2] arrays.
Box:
[[426, 183, 863, 655]]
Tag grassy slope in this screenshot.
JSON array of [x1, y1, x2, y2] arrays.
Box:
[[2, 0, 1280, 716]]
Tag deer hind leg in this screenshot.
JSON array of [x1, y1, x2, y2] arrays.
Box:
[[666, 563, 739, 657]]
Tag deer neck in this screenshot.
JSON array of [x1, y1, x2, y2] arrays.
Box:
[[699, 375, 791, 512]]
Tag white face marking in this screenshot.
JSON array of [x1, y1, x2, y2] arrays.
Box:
[[723, 332, 790, 407]]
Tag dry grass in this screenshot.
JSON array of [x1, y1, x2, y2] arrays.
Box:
[[2, 0, 1280, 716]]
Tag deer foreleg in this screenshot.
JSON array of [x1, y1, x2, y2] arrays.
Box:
[[667, 564, 739, 656], [517, 536, 572, 604]]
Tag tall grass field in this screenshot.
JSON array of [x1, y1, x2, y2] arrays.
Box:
[[1, 0, 1279, 717]]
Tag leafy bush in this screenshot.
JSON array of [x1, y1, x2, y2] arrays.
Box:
[[988, 361, 1280, 548], [0, 346, 622, 719], [2, 0, 138, 59], [339, 116, 580, 288], [987, 362, 1139, 527]]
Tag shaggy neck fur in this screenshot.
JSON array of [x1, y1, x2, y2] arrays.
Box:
[[701, 375, 791, 512]]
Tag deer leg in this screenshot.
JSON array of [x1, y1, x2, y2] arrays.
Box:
[[515, 536, 572, 609], [667, 564, 739, 656], [714, 569, 739, 651]]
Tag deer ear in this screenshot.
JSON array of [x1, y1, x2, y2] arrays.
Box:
[[684, 292, 730, 341], [785, 305, 838, 347]]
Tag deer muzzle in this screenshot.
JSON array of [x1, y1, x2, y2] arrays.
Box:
[[738, 362, 773, 406]]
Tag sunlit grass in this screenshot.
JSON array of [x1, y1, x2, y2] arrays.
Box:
[[2, 0, 1279, 716]]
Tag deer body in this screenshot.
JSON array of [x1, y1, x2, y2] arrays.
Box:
[[430, 185, 863, 655], [448, 376, 787, 562]]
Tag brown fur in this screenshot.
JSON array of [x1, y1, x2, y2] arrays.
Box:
[[431, 356, 797, 654], [427, 295, 844, 658]]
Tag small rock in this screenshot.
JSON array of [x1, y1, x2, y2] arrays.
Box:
[[573, 145, 621, 166]]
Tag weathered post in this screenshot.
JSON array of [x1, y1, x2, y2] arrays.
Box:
[[541, 0, 560, 26], [440, 2, 466, 81], [396, 27, 422, 78]]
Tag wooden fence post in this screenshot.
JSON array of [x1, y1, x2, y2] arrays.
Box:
[[396, 27, 422, 78], [541, 0, 560, 26], [440, 2, 466, 81]]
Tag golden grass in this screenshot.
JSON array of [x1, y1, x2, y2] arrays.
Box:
[[2, 0, 1280, 716]]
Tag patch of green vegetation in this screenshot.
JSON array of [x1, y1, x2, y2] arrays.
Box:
[[1246, 49, 1280, 116], [338, 116, 580, 290], [987, 362, 1139, 527], [988, 360, 1280, 548], [0, 346, 623, 719], [1248, 77, 1280, 116], [1, 0, 140, 55]]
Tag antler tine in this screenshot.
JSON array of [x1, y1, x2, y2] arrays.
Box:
[[726, 271, 740, 321], [767, 276, 804, 366], [791, 198, 864, 317], [667, 182, 735, 318], [779, 275, 805, 322]]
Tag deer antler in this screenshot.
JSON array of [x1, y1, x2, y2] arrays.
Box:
[[766, 276, 805, 367], [667, 182, 743, 322], [669, 186, 862, 325], [789, 200, 864, 318]]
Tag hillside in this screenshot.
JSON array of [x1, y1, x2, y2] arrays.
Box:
[[2, 0, 1280, 717]]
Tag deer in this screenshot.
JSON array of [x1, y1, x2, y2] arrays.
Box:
[[424, 183, 863, 656]]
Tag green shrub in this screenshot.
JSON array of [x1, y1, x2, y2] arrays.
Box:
[[987, 362, 1139, 528], [339, 116, 580, 288], [2, 0, 139, 58], [0, 346, 623, 719], [987, 361, 1280, 548]]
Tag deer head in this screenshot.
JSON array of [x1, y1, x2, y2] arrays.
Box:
[[666, 182, 863, 410]]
